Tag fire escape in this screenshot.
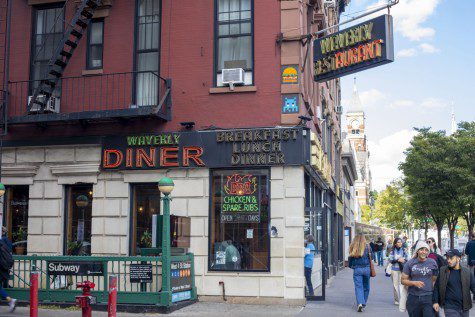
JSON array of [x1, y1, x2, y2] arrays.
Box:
[[28, 0, 103, 113], [1, 0, 171, 128]]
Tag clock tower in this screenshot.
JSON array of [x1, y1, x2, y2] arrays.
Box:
[[345, 78, 371, 208]]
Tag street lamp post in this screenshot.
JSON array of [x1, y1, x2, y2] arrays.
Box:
[[158, 177, 174, 306]]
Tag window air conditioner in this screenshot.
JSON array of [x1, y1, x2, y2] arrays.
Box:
[[222, 68, 245, 90], [336, 105, 343, 114], [323, 0, 335, 6], [28, 95, 60, 113]]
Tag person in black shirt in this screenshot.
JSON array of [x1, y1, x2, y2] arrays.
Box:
[[433, 249, 475, 317]]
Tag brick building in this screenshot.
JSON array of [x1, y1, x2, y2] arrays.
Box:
[[0, 0, 348, 304]]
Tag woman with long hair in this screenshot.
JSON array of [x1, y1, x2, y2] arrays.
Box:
[[388, 237, 409, 312], [348, 234, 371, 312]]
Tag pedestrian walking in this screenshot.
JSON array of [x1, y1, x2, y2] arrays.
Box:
[[388, 237, 409, 312], [376, 236, 385, 267], [464, 233, 475, 275], [304, 234, 316, 296], [370, 238, 377, 263], [427, 237, 447, 269], [402, 240, 438, 317], [386, 237, 394, 258], [433, 249, 475, 317], [348, 234, 372, 312], [0, 227, 16, 313]]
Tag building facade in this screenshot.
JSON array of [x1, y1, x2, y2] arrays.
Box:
[[0, 0, 349, 304]]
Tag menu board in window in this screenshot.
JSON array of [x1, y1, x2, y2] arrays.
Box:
[[221, 174, 260, 223]]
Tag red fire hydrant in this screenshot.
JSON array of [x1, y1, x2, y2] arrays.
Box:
[[76, 281, 96, 317]]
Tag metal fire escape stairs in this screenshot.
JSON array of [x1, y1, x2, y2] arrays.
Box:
[[27, 0, 103, 113]]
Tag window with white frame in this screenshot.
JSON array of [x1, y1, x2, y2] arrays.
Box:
[[215, 0, 253, 86]]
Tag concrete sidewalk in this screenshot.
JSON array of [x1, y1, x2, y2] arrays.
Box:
[[300, 265, 475, 317], [0, 302, 302, 317]]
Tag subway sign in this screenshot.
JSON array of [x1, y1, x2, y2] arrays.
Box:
[[313, 14, 394, 82]]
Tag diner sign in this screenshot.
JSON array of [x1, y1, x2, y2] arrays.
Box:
[[221, 174, 260, 223], [101, 128, 309, 170], [313, 14, 394, 82]]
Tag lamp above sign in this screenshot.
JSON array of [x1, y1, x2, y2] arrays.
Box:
[[313, 14, 394, 82]]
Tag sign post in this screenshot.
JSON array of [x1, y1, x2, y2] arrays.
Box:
[[158, 177, 174, 306]]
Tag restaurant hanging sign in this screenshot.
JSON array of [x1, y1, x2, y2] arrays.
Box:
[[221, 174, 260, 223], [101, 128, 310, 170], [313, 14, 394, 82]]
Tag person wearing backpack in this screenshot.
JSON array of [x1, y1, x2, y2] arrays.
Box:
[[0, 227, 16, 313]]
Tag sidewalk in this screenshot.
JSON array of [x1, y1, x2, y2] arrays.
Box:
[[300, 265, 475, 317], [0, 302, 301, 317]]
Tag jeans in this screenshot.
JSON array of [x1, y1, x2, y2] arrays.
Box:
[[406, 294, 435, 317], [353, 267, 370, 306], [304, 267, 314, 296], [376, 251, 384, 266], [444, 308, 469, 317], [371, 251, 376, 262], [0, 277, 8, 299]]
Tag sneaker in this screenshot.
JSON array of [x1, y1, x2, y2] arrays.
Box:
[[8, 298, 17, 313], [394, 301, 399, 305], [357, 304, 363, 312]]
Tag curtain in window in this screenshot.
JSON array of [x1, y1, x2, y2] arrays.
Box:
[[135, 0, 160, 106]]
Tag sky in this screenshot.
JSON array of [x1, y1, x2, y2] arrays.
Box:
[[339, 0, 475, 191]]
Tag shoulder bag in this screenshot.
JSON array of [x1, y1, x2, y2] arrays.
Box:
[[368, 246, 376, 277]]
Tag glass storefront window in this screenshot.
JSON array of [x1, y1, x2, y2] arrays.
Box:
[[130, 184, 160, 255], [64, 185, 93, 255], [3, 186, 29, 255], [209, 169, 270, 272]]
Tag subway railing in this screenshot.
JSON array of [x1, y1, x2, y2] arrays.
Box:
[[9, 253, 196, 306]]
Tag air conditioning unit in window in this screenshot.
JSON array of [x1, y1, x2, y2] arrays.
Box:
[[324, 0, 335, 6], [336, 105, 343, 114], [222, 68, 245, 90], [28, 95, 60, 113]]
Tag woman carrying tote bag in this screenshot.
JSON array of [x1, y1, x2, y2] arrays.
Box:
[[348, 234, 372, 313]]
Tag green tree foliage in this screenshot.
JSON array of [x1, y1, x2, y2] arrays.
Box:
[[399, 128, 466, 248], [373, 180, 413, 232]]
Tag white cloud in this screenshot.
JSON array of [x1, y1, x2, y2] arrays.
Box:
[[368, 0, 440, 41], [368, 129, 417, 191], [420, 98, 447, 109], [419, 43, 439, 54], [390, 100, 415, 108], [359, 89, 387, 108], [397, 48, 417, 58]]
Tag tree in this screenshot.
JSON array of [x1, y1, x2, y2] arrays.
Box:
[[373, 180, 413, 234], [453, 122, 475, 238], [360, 205, 372, 224], [399, 128, 463, 248]]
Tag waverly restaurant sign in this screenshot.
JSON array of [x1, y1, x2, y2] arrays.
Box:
[[101, 128, 310, 170], [313, 14, 394, 82]]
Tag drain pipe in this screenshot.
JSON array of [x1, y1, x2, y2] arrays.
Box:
[[218, 281, 227, 301]]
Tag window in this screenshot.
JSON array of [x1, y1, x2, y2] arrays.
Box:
[[135, 0, 160, 106], [64, 185, 93, 255], [3, 186, 29, 255], [355, 190, 359, 196], [215, 0, 253, 86], [209, 169, 270, 272], [30, 5, 64, 95], [130, 184, 160, 255], [86, 20, 104, 69]]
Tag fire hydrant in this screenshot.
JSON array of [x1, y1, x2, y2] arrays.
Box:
[[76, 281, 96, 317]]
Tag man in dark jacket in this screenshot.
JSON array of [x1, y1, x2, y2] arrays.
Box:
[[375, 236, 385, 267], [433, 249, 475, 317], [370, 239, 377, 263]]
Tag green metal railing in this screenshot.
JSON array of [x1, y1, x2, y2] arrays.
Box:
[[9, 253, 196, 306]]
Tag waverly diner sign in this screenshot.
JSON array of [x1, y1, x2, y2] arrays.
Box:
[[313, 14, 394, 82], [101, 128, 310, 170]]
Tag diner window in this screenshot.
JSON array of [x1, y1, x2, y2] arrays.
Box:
[[209, 169, 270, 272], [215, 0, 253, 86], [3, 186, 29, 255], [130, 184, 160, 255], [86, 19, 104, 69], [64, 185, 93, 255]]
